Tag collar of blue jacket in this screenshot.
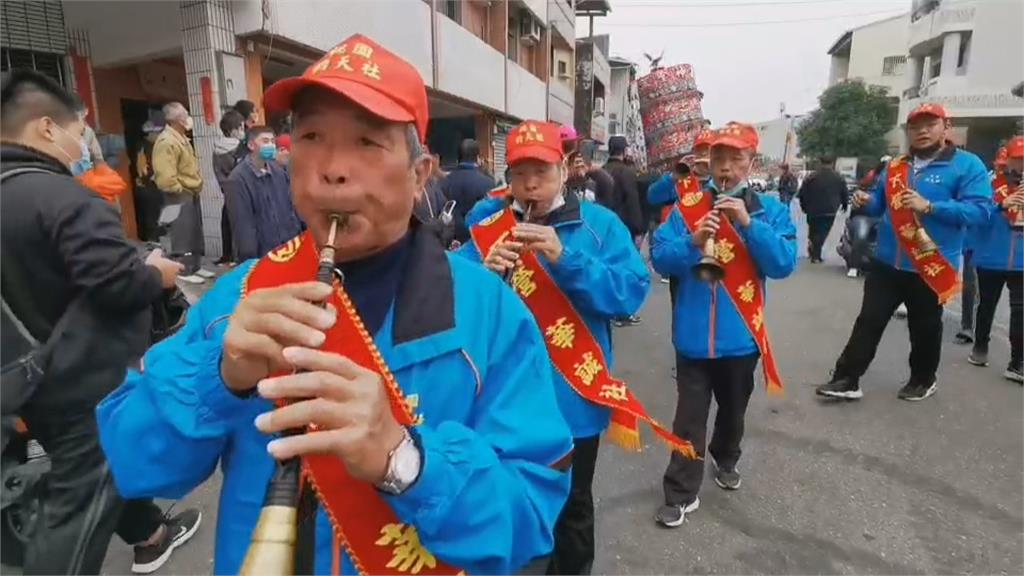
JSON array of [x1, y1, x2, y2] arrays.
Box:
[[95, 221, 574, 576]]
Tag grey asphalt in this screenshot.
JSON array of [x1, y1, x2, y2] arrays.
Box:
[[91, 212, 1021, 575]]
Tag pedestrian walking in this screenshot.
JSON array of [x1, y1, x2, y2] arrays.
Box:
[[798, 157, 848, 263], [967, 136, 1024, 383], [152, 101, 213, 283], [778, 162, 798, 207], [96, 34, 573, 575], [222, 125, 303, 261], [0, 69, 200, 575], [605, 135, 646, 325], [650, 122, 796, 527], [813, 104, 993, 402], [461, 120, 657, 575]]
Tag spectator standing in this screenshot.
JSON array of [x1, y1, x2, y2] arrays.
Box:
[[440, 138, 495, 243], [133, 120, 164, 242], [223, 125, 303, 261], [604, 135, 645, 326], [212, 110, 246, 265], [778, 163, 798, 206]]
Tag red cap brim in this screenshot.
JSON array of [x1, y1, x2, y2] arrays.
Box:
[[712, 136, 755, 151], [264, 75, 415, 126], [507, 145, 563, 166], [907, 111, 946, 122]]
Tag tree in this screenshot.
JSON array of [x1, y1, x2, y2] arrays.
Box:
[[796, 80, 897, 164]]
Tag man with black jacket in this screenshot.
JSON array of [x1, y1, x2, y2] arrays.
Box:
[[798, 157, 849, 263], [1, 69, 200, 574], [605, 136, 645, 325], [440, 138, 495, 243]]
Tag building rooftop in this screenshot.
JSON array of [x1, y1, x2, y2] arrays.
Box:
[[826, 12, 908, 55]]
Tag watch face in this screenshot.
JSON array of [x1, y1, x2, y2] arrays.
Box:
[[394, 439, 422, 485]]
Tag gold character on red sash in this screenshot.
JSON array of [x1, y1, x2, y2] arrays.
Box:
[[268, 237, 302, 263], [573, 352, 603, 386], [681, 191, 703, 207], [511, 267, 538, 298], [375, 523, 437, 574], [752, 307, 764, 332], [545, 317, 576, 349], [923, 262, 945, 277], [714, 238, 736, 265], [598, 383, 628, 402], [898, 223, 917, 240], [737, 280, 756, 303]]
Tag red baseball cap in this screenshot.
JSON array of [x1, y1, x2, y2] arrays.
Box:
[[1006, 136, 1024, 159], [712, 122, 759, 152], [693, 129, 715, 151], [263, 34, 429, 140], [507, 121, 563, 166], [907, 102, 949, 123], [276, 134, 292, 151]]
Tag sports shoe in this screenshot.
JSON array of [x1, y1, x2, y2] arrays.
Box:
[[846, 268, 859, 278], [897, 380, 937, 401], [654, 498, 700, 528], [196, 268, 217, 279], [1004, 360, 1023, 384], [968, 345, 989, 367], [711, 457, 741, 490], [177, 274, 205, 285], [953, 330, 974, 345], [660, 276, 670, 284], [132, 508, 202, 574], [895, 303, 908, 319], [627, 315, 642, 326], [815, 375, 863, 400]]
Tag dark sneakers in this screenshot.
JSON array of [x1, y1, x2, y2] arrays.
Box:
[[968, 345, 989, 367], [1004, 360, 1024, 384], [815, 376, 863, 400], [654, 498, 700, 528], [953, 330, 974, 345], [897, 380, 937, 401], [711, 457, 741, 490], [132, 508, 202, 574]]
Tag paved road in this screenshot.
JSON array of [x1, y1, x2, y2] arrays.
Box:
[[93, 213, 1021, 575]]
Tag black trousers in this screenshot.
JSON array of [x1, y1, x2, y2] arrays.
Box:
[[133, 183, 163, 242], [218, 204, 234, 262], [669, 276, 680, 334], [975, 268, 1024, 364], [834, 264, 943, 385], [547, 435, 600, 576], [806, 213, 836, 262], [663, 353, 759, 506], [21, 407, 164, 574]]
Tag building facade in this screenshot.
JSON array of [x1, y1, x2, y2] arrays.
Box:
[[607, 56, 646, 169], [1, 0, 572, 254], [828, 13, 910, 96], [900, 0, 1023, 161], [754, 114, 804, 169]]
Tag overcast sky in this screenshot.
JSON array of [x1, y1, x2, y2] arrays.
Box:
[[576, 0, 910, 124]]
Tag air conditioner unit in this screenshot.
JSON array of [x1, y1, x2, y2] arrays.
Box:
[[519, 16, 541, 46]]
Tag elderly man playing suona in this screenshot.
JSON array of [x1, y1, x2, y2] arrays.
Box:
[[813, 103, 993, 402], [97, 34, 573, 575], [459, 120, 654, 575], [651, 123, 797, 528]]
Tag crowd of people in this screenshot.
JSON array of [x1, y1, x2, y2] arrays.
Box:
[[1, 28, 1021, 576]]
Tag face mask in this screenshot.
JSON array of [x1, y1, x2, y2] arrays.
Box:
[[259, 143, 278, 160], [183, 116, 194, 131], [50, 123, 88, 174], [231, 128, 245, 140]]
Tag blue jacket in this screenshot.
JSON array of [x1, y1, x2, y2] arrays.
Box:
[[647, 173, 676, 207], [97, 226, 573, 575], [651, 188, 797, 359], [858, 148, 993, 272], [458, 194, 651, 438], [971, 195, 1024, 271]]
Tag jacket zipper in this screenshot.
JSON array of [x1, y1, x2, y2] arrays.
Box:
[[708, 281, 717, 358]]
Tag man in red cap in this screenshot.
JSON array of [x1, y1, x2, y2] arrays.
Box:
[[460, 120, 652, 575], [814, 103, 993, 401], [651, 122, 796, 527], [97, 34, 573, 575], [967, 135, 1024, 382]]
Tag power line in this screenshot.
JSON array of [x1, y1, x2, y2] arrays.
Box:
[[614, 0, 872, 8], [596, 9, 905, 27]]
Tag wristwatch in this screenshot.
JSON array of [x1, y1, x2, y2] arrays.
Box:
[[376, 427, 423, 495]]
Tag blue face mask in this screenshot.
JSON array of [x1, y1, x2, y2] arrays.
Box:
[[259, 143, 277, 161]]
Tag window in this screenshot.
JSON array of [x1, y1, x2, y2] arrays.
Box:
[[881, 55, 907, 77], [440, 0, 460, 23], [957, 32, 971, 72], [507, 17, 519, 61], [1, 47, 66, 86], [558, 60, 568, 76]]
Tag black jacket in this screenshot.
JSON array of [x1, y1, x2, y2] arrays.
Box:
[[798, 167, 849, 216], [603, 158, 645, 236], [1, 144, 161, 410], [440, 163, 495, 243], [586, 167, 616, 212]]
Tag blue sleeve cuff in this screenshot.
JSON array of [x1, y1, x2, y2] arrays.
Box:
[[552, 246, 587, 279], [928, 200, 960, 225], [738, 218, 772, 246], [384, 422, 485, 534], [193, 342, 257, 425]]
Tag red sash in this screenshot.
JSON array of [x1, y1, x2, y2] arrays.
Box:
[[660, 175, 701, 223], [471, 209, 697, 458], [244, 232, 463, 576], [884, 157, 961, 304], [488, 185, 509, 199], [993, 173, 1022, 227], [674, 182, 783, 393]]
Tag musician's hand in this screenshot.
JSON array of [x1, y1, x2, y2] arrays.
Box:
[[714, 196, 751, 228], [145, 249, 184, 288], [851, 190, 872, 209], [254, 346, 404, 484], [1005, 188, 1024, 208], [221, 282, 336, 393], [691, 210, 720, 247], [514, 223, 564, 263], [901, 189, 931, 214], [483, 240, 524, 275]]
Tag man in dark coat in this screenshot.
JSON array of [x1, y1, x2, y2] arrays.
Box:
[[440, 138, 495, 243], [798, 157, 849, 263]]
